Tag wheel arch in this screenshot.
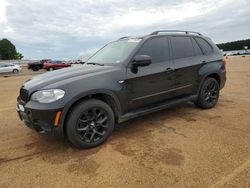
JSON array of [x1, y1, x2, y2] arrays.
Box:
[[12, 69, 19, 73], [59, 90, 122, 136], [197, 72, 221, 95], [206, 73, 220, 86]]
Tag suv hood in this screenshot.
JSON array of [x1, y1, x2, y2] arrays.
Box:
[[23, 65, 115, 91]]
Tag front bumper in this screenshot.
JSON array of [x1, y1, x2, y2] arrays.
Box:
[[16, 97, 64, 137]]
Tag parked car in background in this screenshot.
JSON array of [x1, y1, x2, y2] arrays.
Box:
[[28, 59, 50, 71], [0, 63, 22, 73], [43, 60, 71, 71], [69, 60, 85, 64]]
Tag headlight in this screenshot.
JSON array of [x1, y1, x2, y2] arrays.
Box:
[[31, 89, 65, 103]]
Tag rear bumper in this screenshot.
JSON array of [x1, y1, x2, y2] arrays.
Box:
[[16, 97, 64, 137], [220, 69, 226, 89]]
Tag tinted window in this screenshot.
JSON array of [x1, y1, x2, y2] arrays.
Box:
[[191, 38, 203, 56], [171, 36, 194, 59], [195, 37, 213, 54], [137, 37, 170, 63]]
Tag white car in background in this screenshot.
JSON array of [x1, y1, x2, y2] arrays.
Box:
[[0, 63, 22, 73]]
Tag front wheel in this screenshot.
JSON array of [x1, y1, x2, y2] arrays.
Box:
[[195, 77, 220, 109], [66, 99, 115, 149]]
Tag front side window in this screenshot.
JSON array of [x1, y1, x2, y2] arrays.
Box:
[[87, 39, 141, 64], [170, 36, 195, 59], [136, 37, 170, 63]]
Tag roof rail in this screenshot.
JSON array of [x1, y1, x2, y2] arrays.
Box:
[[150, 30, 202, 36], [119, 36, 130, 40]]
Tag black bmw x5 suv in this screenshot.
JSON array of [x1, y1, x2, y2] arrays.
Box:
[[17, 30, 226, 148]]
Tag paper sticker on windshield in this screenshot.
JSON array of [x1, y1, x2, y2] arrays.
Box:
[[127, 39, 141, 43]]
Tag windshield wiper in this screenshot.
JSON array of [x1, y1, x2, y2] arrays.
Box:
[[86, 62, 104, 66]]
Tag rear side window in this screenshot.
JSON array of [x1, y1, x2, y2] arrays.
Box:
[[191, 38, 203, 56], [195, 37, 213, 54], [136, 37, 170, 63], [170, 36, 194, 59]]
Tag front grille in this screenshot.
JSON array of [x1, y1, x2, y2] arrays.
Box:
[[20, 88, 29, 102]]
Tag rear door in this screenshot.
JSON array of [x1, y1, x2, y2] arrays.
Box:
[[170, 36, 204, 96], [126, 37, 175, 110]]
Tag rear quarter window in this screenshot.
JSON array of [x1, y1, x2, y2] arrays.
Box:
[[195, 37, 213, 55], [191, 38, 203, 56]]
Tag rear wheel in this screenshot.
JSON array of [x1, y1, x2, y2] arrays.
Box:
[[48, 67, 54, 71], [195, 77, 220, 109], [12, 69, 19, 73], [32, 66, 39, 71], [66, 99, 115, 148]]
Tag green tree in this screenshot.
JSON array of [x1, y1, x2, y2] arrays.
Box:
[[0, 38, 23, 60], [14, 52, 24, 60], [217, 39, 250, 51]]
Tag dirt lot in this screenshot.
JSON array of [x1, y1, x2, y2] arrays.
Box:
[[0, 57, 250, 188]]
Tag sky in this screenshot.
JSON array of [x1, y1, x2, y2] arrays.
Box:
[[0, 0, 249, 60]]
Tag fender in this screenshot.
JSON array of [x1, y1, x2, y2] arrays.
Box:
[[196, 61, 223, 95], [58, 89, 122, 132]]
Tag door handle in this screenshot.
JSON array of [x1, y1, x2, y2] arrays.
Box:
[[166, 68, 174, 73]]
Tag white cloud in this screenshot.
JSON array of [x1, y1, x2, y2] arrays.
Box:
[[0, 0, 249, 59], [0, 0, 7, 22], [0, 0, 14, 34], [79, 47, 100, 60]]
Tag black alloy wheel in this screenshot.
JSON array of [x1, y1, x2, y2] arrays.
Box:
[[195, 77, 220, 109], [204, 80, 218, 105], [76, 107, 109, 143], [66, 99, 115, 148]]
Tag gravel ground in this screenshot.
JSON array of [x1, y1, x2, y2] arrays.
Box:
[[0, 56, 250, 188]]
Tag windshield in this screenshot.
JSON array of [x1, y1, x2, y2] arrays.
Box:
[[86, 39, 141, 64]]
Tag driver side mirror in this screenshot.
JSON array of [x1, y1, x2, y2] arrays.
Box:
[[132, 55, 151, 67]]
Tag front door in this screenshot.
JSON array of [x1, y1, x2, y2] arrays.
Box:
[[125, 37, 175, 110]]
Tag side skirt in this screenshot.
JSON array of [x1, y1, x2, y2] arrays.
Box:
[[118, 95, 198, 123]]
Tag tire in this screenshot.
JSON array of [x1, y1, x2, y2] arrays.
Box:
[[66, 99, 115, 149], [195, 77, 220, 109], [32, 66, 39, 71], [48, 67, 54, 71], [13, 69, 19, 73]]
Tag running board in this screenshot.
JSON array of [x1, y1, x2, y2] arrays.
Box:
[[119, 95, 198, 123]]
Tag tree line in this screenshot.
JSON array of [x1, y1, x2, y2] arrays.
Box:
[[217, 39, 250, 51], [0, 38, 23, 60], [1, 38, 250, 60]]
